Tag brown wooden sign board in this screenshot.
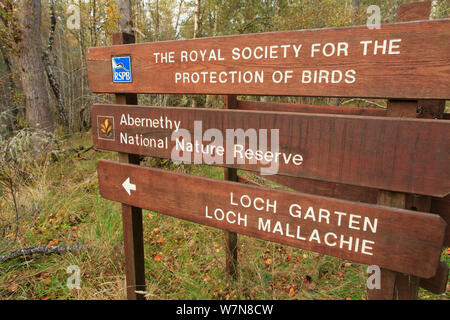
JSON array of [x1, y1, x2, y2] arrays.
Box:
[[88, 1, 449, 301], [92, 104, 450, 197], [419, 260, 449, 294], [235, 100, 450, 246], [431, 195, 450, 246], [249, 173, 450, 248], [237, 100, 387, 117], [251, 173, 379, 204], [86, 19, 450, 99], [237, 100, 448, 119], [97, 159, 446, 279]]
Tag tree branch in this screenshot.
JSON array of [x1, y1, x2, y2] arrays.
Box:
[[0, 243, 82, 263]]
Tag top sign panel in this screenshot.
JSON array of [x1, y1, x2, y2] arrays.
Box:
[[86, 19, 450, 99]]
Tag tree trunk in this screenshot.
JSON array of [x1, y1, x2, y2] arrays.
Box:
[[155, 0, 160, 41], [430, 0, 438, 19], [43, 0, 68, 129], [213, 3, 218, 36], [116, 0, 134, 35], [393, 0, 403, 22], [193, 0, 201, 39], [0, 46, 16, 108], [174, 0, 184, 38], [192, 0, 201, 107], [0, 46, 18, 131], [352, 0, 360, 24], [329, 97, 340, 106], [92, 0, 97, 46], [205, 3, 218, 108], [16, 0, 53, 132], [77, 0, 87, 132]]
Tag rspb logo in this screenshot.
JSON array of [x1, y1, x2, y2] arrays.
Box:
[[112, 56, 132, 83]]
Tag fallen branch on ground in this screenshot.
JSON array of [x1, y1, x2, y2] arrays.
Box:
[[0, 243, 82, 263]]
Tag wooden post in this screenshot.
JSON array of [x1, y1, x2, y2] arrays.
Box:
[[367, 1, 445, 301], [367, 190, 421, 299], [367, 188, 443, 299], [224, 95, 238, 280], [113, 32, 146, 300], [367, 1, 444, 300]]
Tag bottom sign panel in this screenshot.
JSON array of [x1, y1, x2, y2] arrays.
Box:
[[97, 160, 446, 278]]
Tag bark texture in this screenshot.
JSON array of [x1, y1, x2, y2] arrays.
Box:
[[0, 244, 82, 263], [16, 0, 53, 131], [43, 0, 68, 128], [116, 0, 134, 34]]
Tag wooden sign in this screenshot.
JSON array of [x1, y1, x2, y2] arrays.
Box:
[[236, 100, 387, 117], [431, 195, 450, 246], [236, 99, 450, 246], [86, 19, 450, 99], [92, 104, 450, 197], [97, 159, 446, 278]]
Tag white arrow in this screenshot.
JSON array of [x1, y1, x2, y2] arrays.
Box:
[[122, 177, 136, 196]]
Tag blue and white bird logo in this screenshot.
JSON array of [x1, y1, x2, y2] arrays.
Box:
[[112, 56, 132, 83]]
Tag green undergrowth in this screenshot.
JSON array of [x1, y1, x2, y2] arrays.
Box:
[[0, 132, 448, 300]]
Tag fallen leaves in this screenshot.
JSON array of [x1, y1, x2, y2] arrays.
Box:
[[7, 282, 18, 293], [153, 254, 163, 262], [38, 272, 51, 285], [47, 239, 59, 246], [289, 287, 295, 297]]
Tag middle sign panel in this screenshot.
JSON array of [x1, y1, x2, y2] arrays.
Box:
[[92, 104, 450, 197]]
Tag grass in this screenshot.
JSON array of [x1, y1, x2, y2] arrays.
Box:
[[0, 131, 448, 300]]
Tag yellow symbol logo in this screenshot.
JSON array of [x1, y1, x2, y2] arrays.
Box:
[[97, 116, 115, 141], [100, 118, 113, 137]]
